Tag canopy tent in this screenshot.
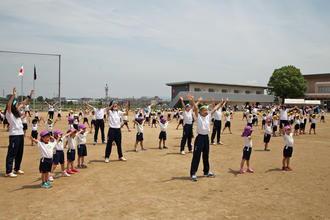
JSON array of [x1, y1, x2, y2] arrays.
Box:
[[284, 99, 321, 105]]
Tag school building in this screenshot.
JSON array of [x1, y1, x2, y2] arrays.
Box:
[[166, 81, 274, 107], [303, 73, 330, 109]]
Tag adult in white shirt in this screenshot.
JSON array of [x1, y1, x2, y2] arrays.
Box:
[[210, 98, 228, 145], [179, 96, 194, 154], [5, 88, 34, 177], [83, 101, 106, 145], [44, 100, 58, 119], [104, 100, 128, 162], [279, 105, 297, 135], [187, 94, 222, 181]]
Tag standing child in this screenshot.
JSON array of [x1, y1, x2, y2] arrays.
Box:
[[21, 112, 28, 136], [264, 120, 272, 151], [176, 111, 184, 130], [188, 95, 221, 181], [57, 108, 62, 120], [247, 114, 253, 127], [158, 117, 169, 150], [65, 128, 82, 174], [261, 113, 267, 130], [49, 130, 71, 181], [151, 112, 158, 128], [320, 110, 325, 123], [77, 124, 89, 168], [309, 114, 317, 135], [282, 126, 294, 171], [29, 131, 56, 188], [272, 115, 278, 137], [240, 126, 254, 174], [34, 109, 39, 120], [121, 110, 131, 132], [83, 110, 91, 128], [73, 113, 79, 130], [42, 118, 57, 136], [299, 114, 305, 135], [133, 117, 147, 152], [30, 118, 40, 145], [222, 111, 232, 134], [294, 114, 300, 136]]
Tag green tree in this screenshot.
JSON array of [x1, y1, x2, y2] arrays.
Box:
[[37, 96, 44, 102], [267, 65, 307, 103]]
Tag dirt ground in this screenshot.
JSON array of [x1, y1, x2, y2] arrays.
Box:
[[1, 111, 330, 220]]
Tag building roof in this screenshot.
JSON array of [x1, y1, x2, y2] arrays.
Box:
[[166, 81, 268, 89], [303, 73, 330, 78]]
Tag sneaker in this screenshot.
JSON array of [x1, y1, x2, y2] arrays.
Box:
[[48, 175, 54, 182], [81, 164, 88, 168], [93, 141, 97, 145], [41, 182, 49, 188], [264, 148, 270, 151], [62, 171, 70, 177], [14, 170, 24, 175], [204, 172, 216, 178], [119, 157, 127, 161], [285, 166, 292, 171], [134, 149, 138, 152], [247, 168, 254, 173], [163, 146, 168, 149], [71, 168, 79, 172], [67, 170, 74, 174], [77, 164, 82, 168], [5, 172, 17, 178], [189, 150, 194, 153], [159, 146, 163, 149], [180, 151, 185, 155], [217, 141, 223, 145], [191, 174, 197, 181], [105, 158, 110, 163], [141, 148, 147, 151], [211, 142, 216, 145], [102, 141, 106, 144], [239, 169, 245, 174], [282, 166, 286, 171], [45, 182, 52, 188]]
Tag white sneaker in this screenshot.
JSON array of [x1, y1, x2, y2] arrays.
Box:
[[211, 142, 216, 145], [180, 151, 185, 155], [5, 172, 17, 178], [48, 175, 54, 182], [218, 141, 223, 145], [105, 158, 110, 163], [62, 171, 70, 177], [14, 170, 24, 174], [119, 157, 127, 161]]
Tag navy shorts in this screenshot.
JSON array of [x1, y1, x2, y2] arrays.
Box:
[[283, 146, 293, 158], [73, 124, 78, 130], [179, 119, 183, 124], [225, 121, 231, 128], [242, 146, 252, 160], [247, 123, 252, 127], [31, 130, 38, 139], [262, 120, 266, 125], [159, 131, 167, 140], [294, 124, 300, 130], [83, 118, 88, 123], [123, 120, 128, 126], [53, 150, 65, 165], [300, 123, 305, 129], [23, 123, 28, 131], [136, 133, 143, 141], [39, 158, 52, 173], [91, 120, 96, 126], [78, 144, 87, 157], [145, 117, 150, 122], [280, 120, 288, 129], [264, 133, 271, 143], [67, 149, 76, 162], [311, 123, 316, 129], [321, 116, 325, 120], [152, 119, 156, 124], [58, 113, 61, 117], [273, 125, 278, 132]]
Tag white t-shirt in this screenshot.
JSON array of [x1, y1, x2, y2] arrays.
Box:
[[265, 124, 272, 134], [196, 113, 212, 135], [159, 122, 168, 132], [280, 109, 288, 120], [54, 138, 65, 151], [45, 122, 54, 132], [94, 108, 106, 120], [244, 136, 252, 148], [24, 105, 30, 111], [35, 112, 39, 117], [49, 105, 54, 112], [284, 133, 294, 147], [247, 117, 253, 124], [123, 115, 128, 121], [21, 116, 27, 124], [31, 123, 39, 131], [37, 141, 55, 158], [273, 120, 278, 126], [225, 115, 231, 122], [295, 118, 300, 125], [6, 112, 24, 136], [65, 136, 77, 150], [299, 118, 304, 124], [183, 109, 193, 125], [77, 132, 89, 145], [108, 110, 124, 128], [311, 118, 316, 123], [137, 122, 144, 133], [213, 109, 222, 121]]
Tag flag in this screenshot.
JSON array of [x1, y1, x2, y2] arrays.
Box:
[[19, 66, 23, 76], [34, 65, 37, 80]]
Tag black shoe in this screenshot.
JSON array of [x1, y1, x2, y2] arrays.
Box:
[[163, 146, 168, 149]]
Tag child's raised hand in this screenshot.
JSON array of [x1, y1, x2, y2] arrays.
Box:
[[197, 97, 203, 102], [13, 88, 16, 96], [226, 98, 229, 102], [179, 96, 184, 101]]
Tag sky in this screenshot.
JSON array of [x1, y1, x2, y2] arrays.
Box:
[[0, 0, 330, 99]]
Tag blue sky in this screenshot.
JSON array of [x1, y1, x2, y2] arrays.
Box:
[[0, 0, 329, 99]]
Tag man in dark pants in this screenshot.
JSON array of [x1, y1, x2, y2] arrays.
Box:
[[179, 96, 194, 155], [83, 101, 105, 145], [105, 128, 123, 160], [210, 98, 228, 145]]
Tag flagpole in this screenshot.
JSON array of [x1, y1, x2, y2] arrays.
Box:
[[21, 74, 23, 102], [33, 78, 36, 110]]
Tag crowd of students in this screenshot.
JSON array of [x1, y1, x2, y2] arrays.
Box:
[[1, 88, 327, 187]]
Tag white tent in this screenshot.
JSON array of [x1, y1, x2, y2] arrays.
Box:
[[284, 99, 321, 105]]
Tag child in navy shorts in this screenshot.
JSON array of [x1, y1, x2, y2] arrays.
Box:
[[133, 117, 147, 152], [158, 118, 168, 149], [283, 126, 294, 171], [29, 130, 55, 188], [264, 120, 272, 151], [65, 128, 83, 174], [240, 126, 254, 174], [77, 124, 89, 168], [49, 130, 71, 181], [309, 114, 317, 135]]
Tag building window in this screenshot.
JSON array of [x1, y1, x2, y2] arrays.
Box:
[[245, 90, 251, 94], [234, 90, 240, 94], [318, 86, 330, 93], [208, 88, 215, 92], [256, 91, 263, 94], [194, 88, 201, 92], [221, 89, 228, 93]]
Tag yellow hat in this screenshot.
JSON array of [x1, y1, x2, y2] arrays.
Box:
[[273, 115, 277, 118]]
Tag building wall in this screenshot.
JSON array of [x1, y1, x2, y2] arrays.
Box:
[[304, 75, 330, 93], [171, 84, 189, 100], [188, 83, 265, 95]]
